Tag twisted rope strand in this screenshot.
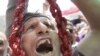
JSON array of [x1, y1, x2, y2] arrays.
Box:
[[9, 0, 72, 56], [9, 0, 26, 56], [47, 0, 72, 56]]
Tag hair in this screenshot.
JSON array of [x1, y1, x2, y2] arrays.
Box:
[[23, 12, 50, 23], [71, 17, 81, 26]]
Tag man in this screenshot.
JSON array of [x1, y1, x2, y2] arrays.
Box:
[[20, 13, 60, 56], [6, 0, 61, 56], [0, 32, 12, 56], [71, 0, 100, 56]]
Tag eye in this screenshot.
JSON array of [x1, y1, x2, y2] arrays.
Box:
[[0, 40, 4, 46], [29, 25, 35, 29], [69, 29, 73, 33], [26, 25, 36, 32], [43, 22, 55, 30]]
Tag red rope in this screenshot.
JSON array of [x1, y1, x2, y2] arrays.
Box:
[[47, 0, 72, 56], [9, 0, 72, 56], [9, 0, 26, 56]]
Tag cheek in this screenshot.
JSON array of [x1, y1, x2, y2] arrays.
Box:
[[49, 31, 61, 56], [21, 32, 37, 52], [21, 30, 61, 56]]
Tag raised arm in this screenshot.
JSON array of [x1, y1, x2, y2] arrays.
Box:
[[71, 0, 100, 56], [6, 0, 29, 37], [71, 0, 100, 30]]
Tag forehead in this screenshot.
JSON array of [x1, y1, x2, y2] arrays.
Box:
[[24, 17, 51, 25]]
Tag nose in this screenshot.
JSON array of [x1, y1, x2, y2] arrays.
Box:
[[37, 23, 49, 35]]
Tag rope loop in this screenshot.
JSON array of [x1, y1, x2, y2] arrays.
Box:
[[47, 0, 72, 56], [9, 0, 72, 56]]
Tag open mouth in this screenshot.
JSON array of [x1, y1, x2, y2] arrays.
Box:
[[36, 39, 53, 54]]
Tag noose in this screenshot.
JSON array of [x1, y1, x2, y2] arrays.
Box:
[[9, 0, 26, 56], [9, 0, 72, 56], [47, 0, 72, 56]]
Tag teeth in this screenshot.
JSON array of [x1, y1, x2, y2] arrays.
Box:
[[37, 39, 51, 47], [46, 39, 51, 44]]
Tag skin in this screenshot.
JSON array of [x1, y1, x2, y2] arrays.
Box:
[[43, 0, 50, 14], [21, 17, 60, 56], [71, 0, 100, 56], [66, 21, 77, 44], [0, 32, 11, 56]]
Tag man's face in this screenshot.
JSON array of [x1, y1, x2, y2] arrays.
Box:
[[0, 32, 9, 56], [0, 36, 5, 56], [21, 17, 60, 56]]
